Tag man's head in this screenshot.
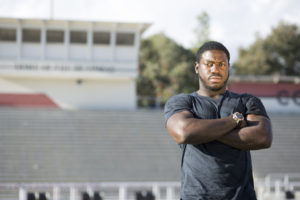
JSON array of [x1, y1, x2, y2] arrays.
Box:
[[195, 41, 230, 94], [196, 41, 230, 63]]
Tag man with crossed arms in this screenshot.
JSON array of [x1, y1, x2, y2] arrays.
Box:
[[164, 41, 272, 200]]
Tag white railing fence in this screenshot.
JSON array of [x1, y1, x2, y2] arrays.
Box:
[[0, 182, 180, 200], [256, 173, 300, 200], [2, 174, 300, 200]]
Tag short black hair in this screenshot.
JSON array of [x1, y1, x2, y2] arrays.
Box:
[[196, 41, 230, 62]]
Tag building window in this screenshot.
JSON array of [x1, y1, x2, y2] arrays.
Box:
[[116, 33, 135, 46], [70, 31, 87, 44], [93, 31, 110, 45], [22, 29, 41, 43], [0, 28, 16, 41], [47, 30, 64, 43]]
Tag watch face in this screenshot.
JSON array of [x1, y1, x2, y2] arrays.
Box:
[[236, 113, 243, 120]]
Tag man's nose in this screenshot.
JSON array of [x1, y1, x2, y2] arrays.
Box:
[[211, 64, 220, 73]]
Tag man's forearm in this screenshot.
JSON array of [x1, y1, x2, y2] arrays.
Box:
[[217, 115, 273, 150], [217, 128, 259, 150], [167, 111, 238, 144]]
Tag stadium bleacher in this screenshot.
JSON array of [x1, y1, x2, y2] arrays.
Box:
[[0, 108, 299, 200], [0, 108, 181, 183], [252, 113, 300, 177]]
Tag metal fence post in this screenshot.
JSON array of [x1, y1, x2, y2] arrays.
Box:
[[119, 185, 127, 200], [53, 186, 60, 200], [166, 186, 174, 200], [19, 187, 27, 200]]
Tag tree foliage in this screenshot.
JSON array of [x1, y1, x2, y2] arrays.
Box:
[[137, 12, 212, 107], [137, 33, 197, 107], [234, 22, 300, 76], [191, 12, 210, 54]]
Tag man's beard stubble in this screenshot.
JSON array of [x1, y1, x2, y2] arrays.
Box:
[[198, 73, 229, 92]]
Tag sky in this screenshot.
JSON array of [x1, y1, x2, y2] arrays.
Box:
[[0, 0, 299, 62]]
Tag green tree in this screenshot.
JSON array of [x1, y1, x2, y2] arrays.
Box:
[[234, 22, 300, 76], [137, 33, 197, 107], [191, 11, 210, 54]]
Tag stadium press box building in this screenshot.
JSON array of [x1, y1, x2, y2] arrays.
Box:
[[0, 17, 150, 110]]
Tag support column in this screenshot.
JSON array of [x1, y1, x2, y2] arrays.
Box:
[[17, 20, 22, 60], [152, 184, 160, 200], [284, 175, 289, 191], [87, 23, 93, 61], [41, 22, 46, 60], [118, 185, 127, 200], [70, 187, 78, 200], [265, 175, 271, 194], [64, 22, 70, 60], [110, 25, 117, 62], [166, 186, 174, 200], [86, 185, 93, 197], [275, 180, 281, 198], [134, 28, 140, 63], [19, 187, 27, 200], [53, 186, 60, 200]]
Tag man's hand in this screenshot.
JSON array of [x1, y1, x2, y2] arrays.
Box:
[[240, 119, 247, 128], [218, 114, 273, 150]]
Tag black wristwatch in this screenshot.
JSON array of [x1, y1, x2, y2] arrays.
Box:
[[232, 112, 244, 128]]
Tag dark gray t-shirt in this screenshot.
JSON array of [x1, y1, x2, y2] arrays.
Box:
[[164, 91, 269, 200]]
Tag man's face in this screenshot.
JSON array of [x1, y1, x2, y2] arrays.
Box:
[[195, 50, 229, 92]]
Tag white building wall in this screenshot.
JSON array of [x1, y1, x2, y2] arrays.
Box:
[[1, 77, 136, 110], [92, 46, 113, 61], [46, 44, 66, 60], [0, 42, 17, 59], [70, 45, 89, 61], [22, 44, 42, 59], [0, 77, 34, 92], [0, 18, 150, 110], [115, 47, 137, 62]]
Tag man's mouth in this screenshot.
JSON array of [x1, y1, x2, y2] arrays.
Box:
[[209, 76, 222, 82]]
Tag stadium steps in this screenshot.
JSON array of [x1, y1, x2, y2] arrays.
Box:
[[0, 108, 300, 184], [252, 113, 300, 177], [0, 108, 181, 183]]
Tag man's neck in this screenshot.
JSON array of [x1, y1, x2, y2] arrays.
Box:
[[197, 88, 227, 99]]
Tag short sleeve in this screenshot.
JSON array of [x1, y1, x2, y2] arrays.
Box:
[[164, 94, 193, 123], [242, 94, 269, 118]]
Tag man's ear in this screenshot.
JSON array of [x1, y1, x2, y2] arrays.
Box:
[[195, 62, 199, 74]]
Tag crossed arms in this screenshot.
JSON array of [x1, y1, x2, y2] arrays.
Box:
[[166, 110, 272, 150]]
